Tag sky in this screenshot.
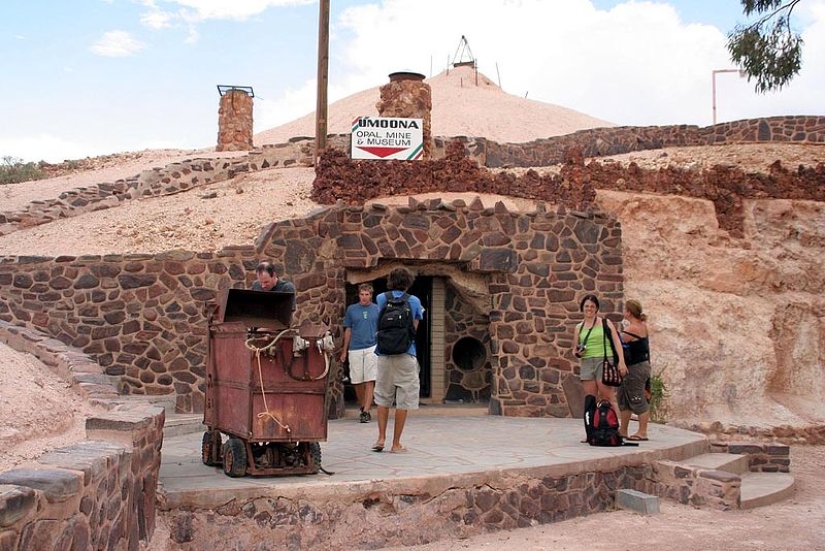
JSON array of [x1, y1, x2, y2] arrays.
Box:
[[1, 0, 823, 163]]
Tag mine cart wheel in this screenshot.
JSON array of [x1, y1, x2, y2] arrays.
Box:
[[309, 442, 322, 472], [201, 430, 221, 466], [223, 438, 248, 478]]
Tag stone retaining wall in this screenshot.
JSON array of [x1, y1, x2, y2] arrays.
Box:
[[0, 323, 164, 550], [162, 461, 656, 549]]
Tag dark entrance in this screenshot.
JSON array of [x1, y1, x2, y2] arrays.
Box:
[[342, 274, 433, 401]]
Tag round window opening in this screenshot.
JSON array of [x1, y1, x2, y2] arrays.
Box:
[[452, 337, 486, 371]]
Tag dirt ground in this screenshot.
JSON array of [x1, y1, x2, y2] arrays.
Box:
[[379, 446, 825, 551]]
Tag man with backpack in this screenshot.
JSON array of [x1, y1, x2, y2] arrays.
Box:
[[371, 267, 424, 454]]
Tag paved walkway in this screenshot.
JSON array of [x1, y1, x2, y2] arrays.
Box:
[[158, 411, 707, 510]]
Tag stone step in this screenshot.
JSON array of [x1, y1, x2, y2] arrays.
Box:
[[685, 453, 750, 475], [740, 472, 795, 510]]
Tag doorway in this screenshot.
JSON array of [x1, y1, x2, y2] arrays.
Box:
[[342, 275, 433, 401]]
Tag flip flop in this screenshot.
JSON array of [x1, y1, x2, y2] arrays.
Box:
[[389, 446, 407, 453], [627, 435, 649, 441], [371, 444, 384, 452]]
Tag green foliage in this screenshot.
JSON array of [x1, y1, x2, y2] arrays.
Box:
[[648, 366, 669, 424], [0, 156, 46, 185], [727, 0, 804, 93]]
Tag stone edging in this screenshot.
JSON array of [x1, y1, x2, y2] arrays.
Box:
[[0, 320, 164, 550], [0, 319, 119, 406], [671, 420, 825, 446]]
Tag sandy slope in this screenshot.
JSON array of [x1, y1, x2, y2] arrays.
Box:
[[254, 66, 615, 146]]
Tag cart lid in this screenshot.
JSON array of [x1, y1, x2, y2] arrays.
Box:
[[217, 288, 294, 329]]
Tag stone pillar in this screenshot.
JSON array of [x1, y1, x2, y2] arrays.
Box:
[[376, 71, 433, 160], [216, 89, 254, 152]]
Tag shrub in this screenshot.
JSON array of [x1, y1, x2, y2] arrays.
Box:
[[648, 365, 670, 423], [0, 156, 46, 185]]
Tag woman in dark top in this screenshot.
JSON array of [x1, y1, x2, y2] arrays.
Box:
[[618, 299, 651, 441]]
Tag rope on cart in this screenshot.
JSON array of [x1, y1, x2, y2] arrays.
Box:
[[245, 330, 292, 434]]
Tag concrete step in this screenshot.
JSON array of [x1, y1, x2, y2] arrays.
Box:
[[164, 414, 204, 438], [740, 472, 795, 510], [685, 452, 750, 475]]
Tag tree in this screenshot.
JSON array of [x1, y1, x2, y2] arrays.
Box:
[[727, 0, 804, 93]]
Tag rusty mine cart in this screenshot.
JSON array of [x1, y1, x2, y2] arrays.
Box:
[[201, 288, 334, 477]]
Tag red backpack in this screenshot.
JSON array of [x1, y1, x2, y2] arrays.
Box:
[[586, 400, 637, 447]]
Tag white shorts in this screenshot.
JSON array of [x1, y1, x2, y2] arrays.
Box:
[[348, 346, 377, 384]]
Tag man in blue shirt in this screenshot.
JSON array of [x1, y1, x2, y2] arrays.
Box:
[[372, 267, 424, 453], [340, 283, 381, 423]]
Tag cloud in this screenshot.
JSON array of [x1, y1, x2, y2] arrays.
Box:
[[295, 0, 823, 128], [150, 0, 313, 22], [90, 30, 145, 57], [140, 9, 175, 29]]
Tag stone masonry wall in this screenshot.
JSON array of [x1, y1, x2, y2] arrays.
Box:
[[484, 115, 825, 168], [444, 285, 493, 403], [163, 461, 657, 549], [0, 322, 164, 550], [1, 191, 620, 418]]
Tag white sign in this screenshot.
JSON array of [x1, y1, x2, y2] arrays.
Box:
[[351, 116, 424, 161]]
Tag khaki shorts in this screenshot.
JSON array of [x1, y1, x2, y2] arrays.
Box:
[[579, 357, 604, 382], [618, 360, 652, 414], [348, 346, 377, 384], [374, 354, 420, 410]]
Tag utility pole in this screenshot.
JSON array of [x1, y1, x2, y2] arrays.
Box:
[[315, 0, 330, 163]]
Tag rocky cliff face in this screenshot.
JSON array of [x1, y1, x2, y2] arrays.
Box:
[[599, 190, 825, 432]]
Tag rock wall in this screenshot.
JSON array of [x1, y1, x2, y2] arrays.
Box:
[[0, 323, 163, 550], [599, 189, 825, 442]]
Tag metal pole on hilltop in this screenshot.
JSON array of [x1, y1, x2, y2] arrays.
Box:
[[315, 0, 331, 164]]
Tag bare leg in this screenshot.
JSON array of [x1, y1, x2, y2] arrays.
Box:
[[374, 405, 389, 449], [620, 409, 632, 437], [391, 409, 408, 452], [632, 411, 650, 439], [363, 381, 375, 412], [354, 383, 365, 411]]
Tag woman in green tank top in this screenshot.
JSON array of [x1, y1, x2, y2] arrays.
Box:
[[572, 294, 627, 439]]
